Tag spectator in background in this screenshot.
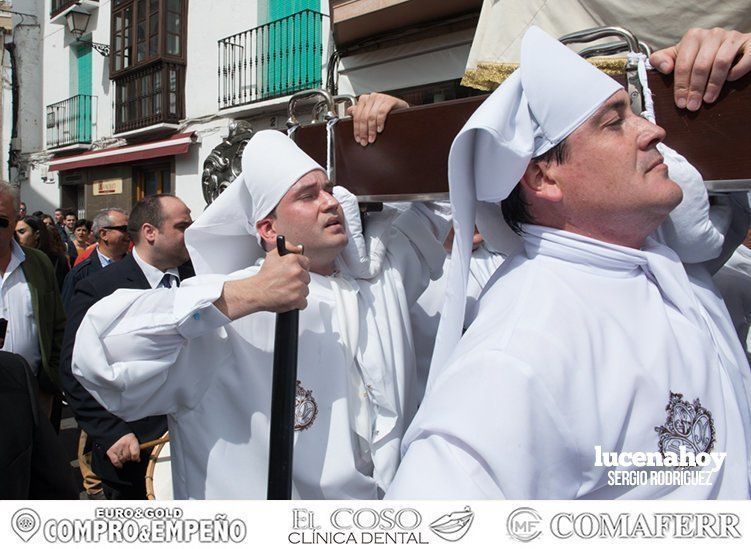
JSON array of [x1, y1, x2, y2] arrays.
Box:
[[15, 216, 70, 292], [14, 215, 42, 249], [0, 351, 78, 499], [61, 208, 130, 312], [71, 221, 98, 266], [61, 194, 194, 500], [18, 202, 26, 217], [41, 215, 71, 270], [72, 219, 90, 257], [52, 208, 77, 263], [0, 182, 66, 429], [63, 210, 77, 239]]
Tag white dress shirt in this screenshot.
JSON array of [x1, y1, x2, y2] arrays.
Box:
[[0, 240, 41, 374], [132, 248, 180, 289], [96, 247, 116, 268]]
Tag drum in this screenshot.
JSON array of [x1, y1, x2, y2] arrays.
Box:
[[144, 435, 173, 500]]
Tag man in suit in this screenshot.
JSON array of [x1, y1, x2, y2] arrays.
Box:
[[0, 183, 66, 424], [60, 194, 194, 499], [61, 208, 130, 311]]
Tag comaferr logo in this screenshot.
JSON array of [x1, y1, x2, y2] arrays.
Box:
[[550, 513, 741, 539]]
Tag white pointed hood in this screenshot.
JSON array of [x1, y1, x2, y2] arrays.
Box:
[[430, 26, 622, 382], [185, 130, 324, 275]]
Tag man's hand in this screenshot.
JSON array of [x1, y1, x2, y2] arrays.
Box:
[[215, 244, 310, 319], [346, 93, 409, 146], [106, 433, 140, 469], [650, 28, 751, 111]]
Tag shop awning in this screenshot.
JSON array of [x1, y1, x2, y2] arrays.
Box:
[[48, 132, 196, 172]]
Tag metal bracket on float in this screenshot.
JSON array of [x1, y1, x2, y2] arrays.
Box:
[[559, 26, 647, 116], [313, 94, 356, 122], [286, 89, 340, 184], [286, 89, 336, 134]]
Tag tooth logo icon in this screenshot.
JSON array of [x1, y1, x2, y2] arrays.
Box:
[[430, 506, 475, 542], [12, 509, 40, 542]]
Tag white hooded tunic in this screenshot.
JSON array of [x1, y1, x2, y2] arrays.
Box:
[[387, 226, 751, 499], [71, 202, 448, 499]]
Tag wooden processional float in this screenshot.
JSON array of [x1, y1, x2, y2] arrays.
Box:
[[288, 26, 750, 202], [202, 26, 750, 207]]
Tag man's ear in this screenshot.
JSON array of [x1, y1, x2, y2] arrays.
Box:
[[519, 160, 563, 203], [255, 216, 277, 252], [142, 223, 158, 244]]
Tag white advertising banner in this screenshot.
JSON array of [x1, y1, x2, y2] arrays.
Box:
[[1, 500, 749, 548]]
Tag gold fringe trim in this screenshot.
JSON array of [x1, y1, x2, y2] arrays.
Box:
[[461, 57, 629, 91]]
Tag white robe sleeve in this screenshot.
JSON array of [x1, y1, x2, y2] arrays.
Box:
[[386, 351, 581, 499], [388, 202, 452, 305], [652, 144, 732, 264], [71, 275, 232, 421]]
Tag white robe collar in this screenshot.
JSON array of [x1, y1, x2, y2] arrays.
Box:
[[520, 224, 751, 471]]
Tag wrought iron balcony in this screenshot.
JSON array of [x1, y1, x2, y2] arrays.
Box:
[[46, 94, 97, 149], [218, 9, 328, 110], [113, 61, 184, 134]]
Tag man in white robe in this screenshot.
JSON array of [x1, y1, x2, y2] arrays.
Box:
[[411, 233, 505, 400], [387, 27, 751, 499], [72, 130, 449, 499]]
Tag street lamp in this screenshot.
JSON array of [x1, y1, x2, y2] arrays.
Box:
[[65, 10, 110, 56]]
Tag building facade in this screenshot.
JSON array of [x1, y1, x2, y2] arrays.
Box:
[[10, 0, 481, 218], [2, 0, 44, 196]]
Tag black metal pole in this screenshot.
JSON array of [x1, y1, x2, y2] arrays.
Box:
[[267, 235, 300, 500]]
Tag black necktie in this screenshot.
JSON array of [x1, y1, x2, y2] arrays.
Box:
[[160, 274, 174, 288]]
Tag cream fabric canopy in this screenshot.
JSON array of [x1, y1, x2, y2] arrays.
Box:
[[463, 0, 751, 90]]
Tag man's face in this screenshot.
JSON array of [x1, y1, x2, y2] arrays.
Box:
[[64, 214, 77, 230], [0, 195, 18, 253], [18, 203, 26, 217], [536, 90, 682, 245], [151, 197, 192, 268], [54, 210, 63, 224], [265, 170, 347, 258], [100, 210, 131, 257]]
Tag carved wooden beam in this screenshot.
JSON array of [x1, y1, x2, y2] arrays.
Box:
[[293, 71, 751, 200]]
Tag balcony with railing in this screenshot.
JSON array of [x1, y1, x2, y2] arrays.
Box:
[[46, 95, 97, 149], [218, 9, 328, 110], [50, 0, 99, 23], [113, 61, 184, 135], [330, 0, 481, 47]]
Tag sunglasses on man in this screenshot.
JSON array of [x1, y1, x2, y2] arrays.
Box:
[[103, 225, 129, 233]]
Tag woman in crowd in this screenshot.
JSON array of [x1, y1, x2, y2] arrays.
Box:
[[72, 219, 90, 257], [40, 213, 55, 227], [15, 215, 70, 291]]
